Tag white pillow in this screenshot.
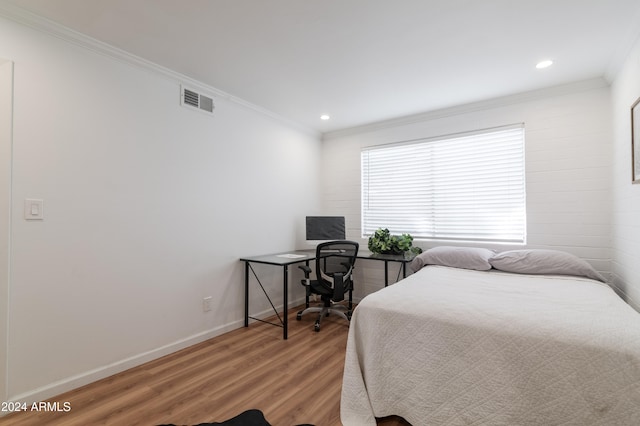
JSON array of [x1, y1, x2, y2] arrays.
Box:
[[489, 249, 605, 282], [410, 246, 495, 272]]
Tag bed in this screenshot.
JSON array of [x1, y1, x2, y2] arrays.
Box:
[[340, 247, 640, 425]]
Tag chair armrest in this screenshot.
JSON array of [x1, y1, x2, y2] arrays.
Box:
[[298, 265, 312, 277], [298, 265, 312, 291], [332, 272, 345, 302]]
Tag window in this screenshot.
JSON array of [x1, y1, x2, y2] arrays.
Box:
[[361, 125, 526, 243]]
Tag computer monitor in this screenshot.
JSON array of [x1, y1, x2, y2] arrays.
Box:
[[305, 216, 346, 244]]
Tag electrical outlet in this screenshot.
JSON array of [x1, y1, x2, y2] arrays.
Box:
[[203, 296, 212, 312]]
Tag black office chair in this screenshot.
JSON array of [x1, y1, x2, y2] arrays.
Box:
[[296, 240, 359, 332]]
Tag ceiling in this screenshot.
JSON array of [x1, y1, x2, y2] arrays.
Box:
[[5, 0, 640, 134]]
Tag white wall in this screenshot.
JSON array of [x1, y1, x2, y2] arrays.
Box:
[[322, 82, 613, 298], [0, 16, 321, 402], [611, 35, 640, 309], [0, 58, 12, 404]]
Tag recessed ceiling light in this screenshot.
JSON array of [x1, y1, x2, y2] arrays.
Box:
[[536, 60, 553, 69], [320, 115, 330, 120]]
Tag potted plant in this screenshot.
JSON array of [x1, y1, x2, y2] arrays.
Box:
[[367, 228, 422, 255]]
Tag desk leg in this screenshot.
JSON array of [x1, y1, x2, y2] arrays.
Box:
[[403, 262, 407, 278], [283, 265, 289, 340], [384, 261, 389, 287], [244, 261, 249, 327], [349, 286, 353, 310], [305, 259, 310, 309]]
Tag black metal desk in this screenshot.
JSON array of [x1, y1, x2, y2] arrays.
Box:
[[240, 250, 415, 339], [240, 250, 314, 339], [362, 251, 415, 286]]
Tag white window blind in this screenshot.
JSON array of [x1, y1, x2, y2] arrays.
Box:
[[361, 125, 526, 243]]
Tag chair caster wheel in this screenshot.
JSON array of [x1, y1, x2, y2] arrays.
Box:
[[296, 313, 302, 321], [314, 323, 320, 332]]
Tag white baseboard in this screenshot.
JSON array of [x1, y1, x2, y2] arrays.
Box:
[[5, 298, 308, 408]]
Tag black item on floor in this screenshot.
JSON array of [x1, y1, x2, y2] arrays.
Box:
[[159, 409, 270, 426], [159, 408, 316, 426]]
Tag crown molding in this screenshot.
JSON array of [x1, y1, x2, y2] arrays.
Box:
[[0, 1, 319, 138], [323, 77, 610, 141], [604, 5, 640, 83]]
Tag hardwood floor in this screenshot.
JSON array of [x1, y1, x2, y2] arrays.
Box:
[[2, 306, 410, 426]]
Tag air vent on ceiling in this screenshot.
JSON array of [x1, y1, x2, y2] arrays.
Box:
[[180, 85, 215, 114]]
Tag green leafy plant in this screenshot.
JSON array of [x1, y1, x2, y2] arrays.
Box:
[[367, 228, 423, 255]]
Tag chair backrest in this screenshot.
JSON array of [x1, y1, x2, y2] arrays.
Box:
[[314, 240, 359, 302]]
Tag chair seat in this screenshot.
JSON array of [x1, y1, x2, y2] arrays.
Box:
[[309, 280, 334, 297]]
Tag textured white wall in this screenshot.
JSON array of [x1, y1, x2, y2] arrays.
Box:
[[0, 59, 12, 404], [322, 84, 613, 298], [0, 16, 321, 401], [611, 36, 640, 310]]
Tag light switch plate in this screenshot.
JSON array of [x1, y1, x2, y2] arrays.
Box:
[[24, 199, 44, 220]]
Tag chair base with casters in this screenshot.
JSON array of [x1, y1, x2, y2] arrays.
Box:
[[296, 240, 359, 332], [296, 297, 353, 332]]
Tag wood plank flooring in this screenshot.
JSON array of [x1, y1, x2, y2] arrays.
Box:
[[1, 306, 410, 426]]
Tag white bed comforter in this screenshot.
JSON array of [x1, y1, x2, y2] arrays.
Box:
[[341, 266, 640, 425]]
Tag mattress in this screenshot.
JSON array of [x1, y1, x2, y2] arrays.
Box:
[[340, 265, 640, 425]]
